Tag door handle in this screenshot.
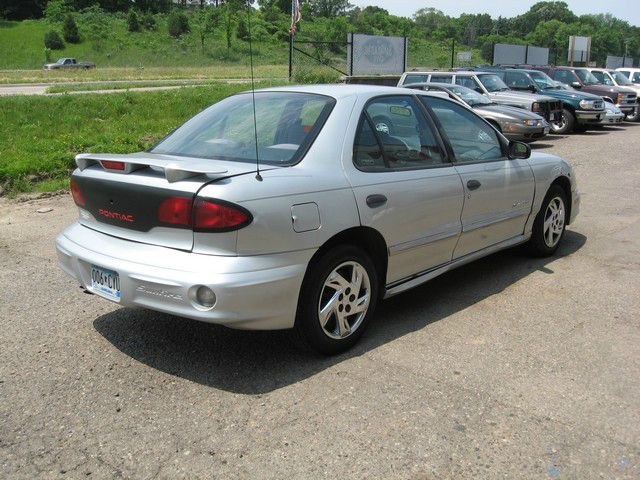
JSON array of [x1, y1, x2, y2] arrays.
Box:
[[466, 180, 481, 191], [366, 194, 387, 208]]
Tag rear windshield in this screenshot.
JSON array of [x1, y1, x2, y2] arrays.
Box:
[[151, 92, 335, 165]]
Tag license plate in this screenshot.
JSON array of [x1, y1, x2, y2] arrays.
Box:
[[90, 265, 121, 302], [544, 126, 550, 134]]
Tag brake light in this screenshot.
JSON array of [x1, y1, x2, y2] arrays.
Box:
[[101, 161, 125, 171], [158, 197, 192, 226], [70, 178, 85, 207], [617, 93, 623, 102], [193, 200, 252, 231]]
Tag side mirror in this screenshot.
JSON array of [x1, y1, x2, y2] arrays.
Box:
[[475, 87, 484, 94], [508, 141, 531, 160], [528, 84, 537, 92], [571, 81, 582, 89]]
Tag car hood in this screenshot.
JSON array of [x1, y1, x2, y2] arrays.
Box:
[[539, 88, 601, 101], [490, 90, 556, 102], [582, 84, 636, 95], [473, 104, 543, 121]]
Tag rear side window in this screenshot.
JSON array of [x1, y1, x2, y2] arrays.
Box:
[[430, 75, 453, 83], [554, 70, 578, 85], [420, 96, 503, 163], [353, 96, 445, 170], [402, 74, 429, 85]]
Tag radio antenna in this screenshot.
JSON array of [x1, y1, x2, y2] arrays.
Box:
[[247, 1, 262, 181]]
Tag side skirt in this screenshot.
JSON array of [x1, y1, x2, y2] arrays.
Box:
[[383, 233, 531, 299]]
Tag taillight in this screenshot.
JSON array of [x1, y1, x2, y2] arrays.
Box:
[[158, 197, 192, 226], [101, 161, 125, 171], [158, 197, 251, 231], [70, 178, 85, 207], [193, 200, 252, 232]]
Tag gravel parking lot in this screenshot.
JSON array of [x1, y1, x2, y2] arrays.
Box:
[[1, 124, 639, 479]]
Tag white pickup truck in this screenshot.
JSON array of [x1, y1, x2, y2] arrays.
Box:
[[43, 58, 96, 70]]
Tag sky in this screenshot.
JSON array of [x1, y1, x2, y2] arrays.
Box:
[[350, 0, 640, 26]]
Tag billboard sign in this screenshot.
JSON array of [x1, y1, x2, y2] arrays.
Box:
[[347, 34, 408, 75], [568, 36, 591, 63], [493, 43, 549, 66]]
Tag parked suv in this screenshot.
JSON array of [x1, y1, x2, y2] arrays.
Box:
[[480, 67, 606, 133], [616, 68, 640, 85], [587, 68, 640, 121], [533, 66, 637, 118], [398, 71, 562, 123]]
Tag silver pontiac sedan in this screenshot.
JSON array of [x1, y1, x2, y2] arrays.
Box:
[[57, 85, 580, 354]]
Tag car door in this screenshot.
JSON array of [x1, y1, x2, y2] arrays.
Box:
[[346, 95, 464, 285], [419, 96, 535, 258]]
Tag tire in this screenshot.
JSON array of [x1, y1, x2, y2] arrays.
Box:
[[550, 108, 575, 134], [293, 245, 379, 355], [625, 110, 640, 122], [526, 185, 568, 257]]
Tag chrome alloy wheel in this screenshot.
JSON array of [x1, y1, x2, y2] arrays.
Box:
[[551, 113, 567, 133], [543, 196, 565, 247], [318, 261, 371, 340]]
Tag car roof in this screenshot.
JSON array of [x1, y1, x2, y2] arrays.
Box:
[[252, 84, 446, 100]]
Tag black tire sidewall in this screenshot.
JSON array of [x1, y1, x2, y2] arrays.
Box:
[[294, 245, 379, 355], [552, 108, 575, 134], [529, 185, 568, 257]]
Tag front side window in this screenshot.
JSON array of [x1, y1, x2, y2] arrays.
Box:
[[611, 71, 632, 85], [353, 96, 445, 170], [420, 96, 503, 163], [152, 92, 334, 165], [476, 74, 509, 92], [591, 71, 614, 86], [575, 69, 600, 85], [554, 69, 578, 85], [505, 72, 534, 89], [455, 76, 482, 91]]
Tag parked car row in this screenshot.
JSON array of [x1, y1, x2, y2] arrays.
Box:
[[398, 65, 639, 138]]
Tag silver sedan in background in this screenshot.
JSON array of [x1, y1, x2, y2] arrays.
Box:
[[57, 85, 579, 354], [404, 82, 549, 142]]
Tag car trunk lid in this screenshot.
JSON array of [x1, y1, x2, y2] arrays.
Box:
[[71, 152, 261, 251]]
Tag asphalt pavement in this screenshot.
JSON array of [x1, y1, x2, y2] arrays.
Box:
[[1, 123, 639, 478]]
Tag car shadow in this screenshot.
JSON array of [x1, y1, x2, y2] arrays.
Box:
[[94, 231, 587, 395], [530, 142, 555, 150]]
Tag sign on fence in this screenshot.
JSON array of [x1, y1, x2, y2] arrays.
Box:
[[457, 51, 472, 62], [347, 34, 408, 75], [493, 43, 549, 66], [606, 55, 635, 69], [568, 36, 591, 63]]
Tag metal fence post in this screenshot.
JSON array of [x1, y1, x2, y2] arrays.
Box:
[[451, 38, 455, 68], [289, 33, 293, 81]]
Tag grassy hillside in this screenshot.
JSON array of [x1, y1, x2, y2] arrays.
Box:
[[0, 82, 283, 194], [0, 17, 485, 73]]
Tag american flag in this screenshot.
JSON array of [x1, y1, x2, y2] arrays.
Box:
[[290, 0, 301, 35]]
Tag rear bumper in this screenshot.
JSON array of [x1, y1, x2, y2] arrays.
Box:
[[56, 223, 313, 330], [575, 110, 605, 123]]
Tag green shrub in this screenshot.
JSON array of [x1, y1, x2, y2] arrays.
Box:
[[141, 13, 157, 31], [44, 30, 65, 50], [167, 10, 190, 38], [127, 10, 140, 32], [292, 68, 341, 84], [62, 15, 80, 43]]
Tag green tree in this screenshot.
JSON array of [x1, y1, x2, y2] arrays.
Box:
[[167, 10, 190, 37], [44, 0, 74, 22], [192, 8, 220, 52], [62, 14, 80, 43], [306, 0, 353, 18], [127, 9, 141, 32], [44, 30, 65, 50]]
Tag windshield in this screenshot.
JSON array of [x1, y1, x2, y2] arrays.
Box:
[[55, 59, 65, 64], [591, 71, 614, 86], [445, 84, 492, 106], [477, 74, 509, 92], [575, 69, 600, 85], [151, 92, 335, 165], [529, 71, 558, 90], [611, 71, 632, 85]]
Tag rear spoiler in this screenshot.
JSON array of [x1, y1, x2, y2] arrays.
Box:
[[75, 153, 229, 183]]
